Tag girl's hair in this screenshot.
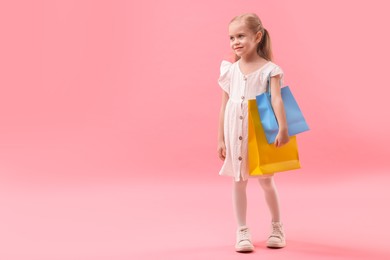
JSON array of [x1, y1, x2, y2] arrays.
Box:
[[230, 13, 273, 62]]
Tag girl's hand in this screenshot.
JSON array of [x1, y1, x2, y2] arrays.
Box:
[[217, 141, 226, 161], [274, 129, 290, 148]]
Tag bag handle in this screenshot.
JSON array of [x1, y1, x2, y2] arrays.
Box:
[[266, 68, 283, 95], [266, 71, 272, 95]]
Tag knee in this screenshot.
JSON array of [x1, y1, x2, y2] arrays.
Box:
[[258, 177, 274, 191], [233, 180, 248, 191]]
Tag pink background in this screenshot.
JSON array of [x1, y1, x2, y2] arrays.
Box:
[[1, 0, 389, 259]]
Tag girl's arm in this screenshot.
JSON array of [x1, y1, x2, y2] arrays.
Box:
[[217, 91, 229, 160], [270, 75, 289, 147]]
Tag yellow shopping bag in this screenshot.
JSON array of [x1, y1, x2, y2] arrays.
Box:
[[248, 99, 301, 175]]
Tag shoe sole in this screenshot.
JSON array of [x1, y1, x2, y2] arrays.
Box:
[[235, 246, 254, 252], [266, 242, 286, 248]]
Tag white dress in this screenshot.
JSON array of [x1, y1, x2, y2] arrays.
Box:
[[218, 59, 284, 182]]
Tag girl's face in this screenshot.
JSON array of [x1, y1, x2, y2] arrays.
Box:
[[228, 21, 261, 59]]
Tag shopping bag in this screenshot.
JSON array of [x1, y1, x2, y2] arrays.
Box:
[[248, 99, 301, 175], [256, 76, 309, 144]]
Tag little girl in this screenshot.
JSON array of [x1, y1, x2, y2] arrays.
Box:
[[217, 13, 289, 252]]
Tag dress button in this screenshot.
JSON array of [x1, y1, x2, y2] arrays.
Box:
[[239, 136, 243, 140], [238, 156, 242, 161], [241, 96, 245, 100], [239, 116, 243, 120], [243, 77, 247, 81]]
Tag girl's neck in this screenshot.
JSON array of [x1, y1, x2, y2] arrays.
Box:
[[239, 54, 264, 64]]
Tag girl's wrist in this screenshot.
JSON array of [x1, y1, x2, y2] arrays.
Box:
[[278, 127, 288, 134]]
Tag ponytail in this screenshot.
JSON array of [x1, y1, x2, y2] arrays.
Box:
[[257, 28, 273, 61]]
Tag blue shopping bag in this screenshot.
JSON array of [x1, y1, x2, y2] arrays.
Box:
[[256, 75, 309, 144]]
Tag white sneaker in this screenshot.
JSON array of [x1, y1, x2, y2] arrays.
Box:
[[235, 226, 254, 252], [266, 222, 286, 248]]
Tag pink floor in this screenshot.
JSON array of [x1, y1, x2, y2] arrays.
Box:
[[1, 169, 389, 260]]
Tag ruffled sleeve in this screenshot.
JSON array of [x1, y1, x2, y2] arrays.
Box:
[[270, 64, 284, 87], [218, 60, 232, 94]]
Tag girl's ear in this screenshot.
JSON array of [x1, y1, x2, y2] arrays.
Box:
[[256, 31, 263, 43]]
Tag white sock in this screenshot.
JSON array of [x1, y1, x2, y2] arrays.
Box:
[[232, 179, 248, 227], [258, 176, 281, 222]]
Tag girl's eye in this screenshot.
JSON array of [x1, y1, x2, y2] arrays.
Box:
[[230, 37, 234, 41], [238, 35, 244, 38]]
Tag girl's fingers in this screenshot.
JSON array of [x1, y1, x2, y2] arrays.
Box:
[[217, 147, 226, 160], [217, 148, 225, 160]]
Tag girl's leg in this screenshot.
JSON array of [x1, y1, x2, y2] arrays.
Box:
[[232, 178, 248, 227], [233, 178, 254, 252], [258, 175, 280, 222], [258, 175, 286, 248]]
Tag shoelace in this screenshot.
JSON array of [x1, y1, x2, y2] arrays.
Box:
[[270, 224, 284, 239], [238, 228, 250, 242]]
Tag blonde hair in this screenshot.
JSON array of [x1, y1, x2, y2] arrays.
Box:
[[230, 13, 273, 62]]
